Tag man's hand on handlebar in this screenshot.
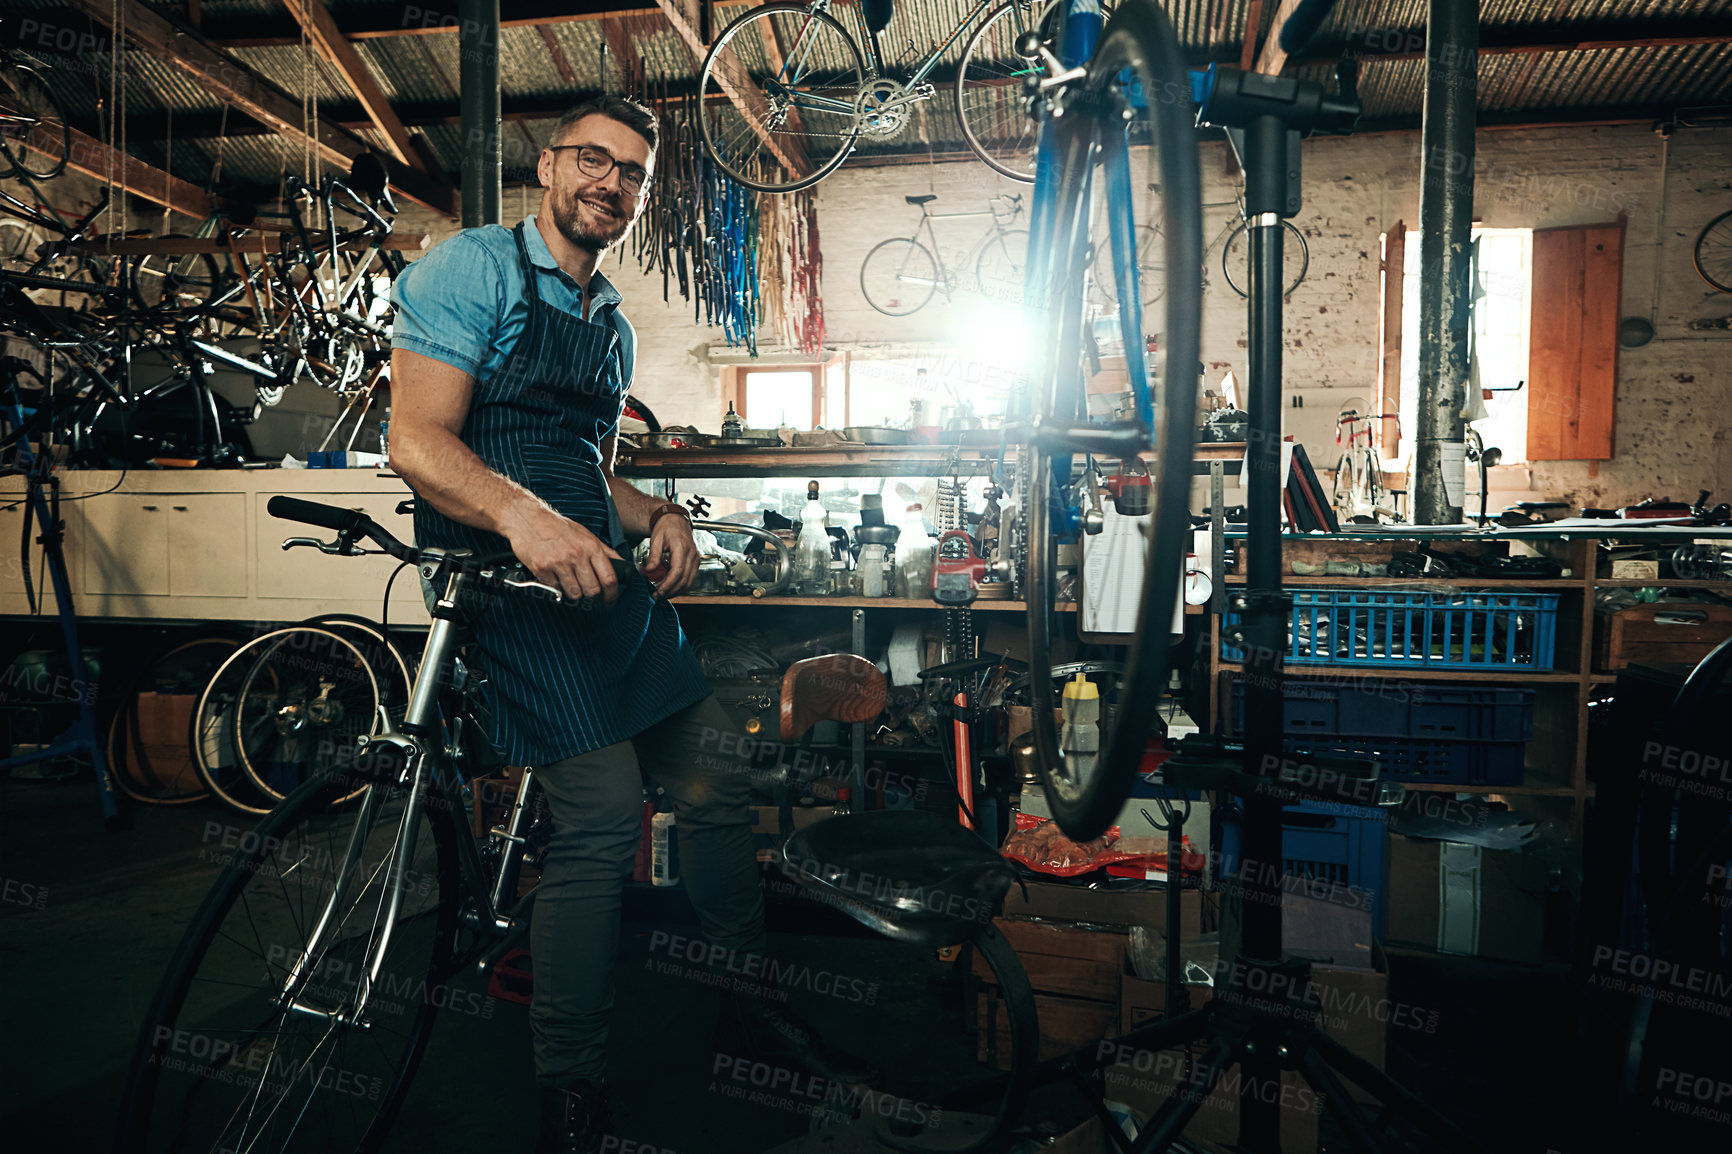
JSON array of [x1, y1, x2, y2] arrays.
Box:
[[507, 507, 627, 606], [643, 515, 699, 600]]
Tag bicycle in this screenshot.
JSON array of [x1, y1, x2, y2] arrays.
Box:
[[1695, 208, 1732, 294], [0, 26, 71, 183], [1332, 409, 1400, 523], [698, 0, 1108, 193], [859, 192, 1028, 316]]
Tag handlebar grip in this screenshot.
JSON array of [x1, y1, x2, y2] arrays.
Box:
[[268, 495, 369, 535]]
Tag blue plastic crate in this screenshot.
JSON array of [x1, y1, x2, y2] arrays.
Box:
[[1290, 734, 1525, 786], [1224, 588, 1560, 670], [1232, 678, 1535, 742], [1216, 800, 1387, 937]]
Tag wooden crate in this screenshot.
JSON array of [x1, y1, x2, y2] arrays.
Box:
[[975, 987, 1116, 1070], [1596, 602, 1732, 671], [970, 918, 1125, 1002]]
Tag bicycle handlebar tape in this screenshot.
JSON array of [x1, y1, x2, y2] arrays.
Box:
[[268, 495, 370, 535]]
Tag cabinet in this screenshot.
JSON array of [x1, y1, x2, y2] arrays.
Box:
[[80, 493, 246, 599]]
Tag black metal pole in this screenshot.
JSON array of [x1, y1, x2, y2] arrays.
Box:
[[1233, 110, 1290, 1154], [1412, 0, 1478, 524], [459, 0, 502, 227]]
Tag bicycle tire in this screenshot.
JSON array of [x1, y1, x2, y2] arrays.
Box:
[[115, 763, 460, 1154], [1222, 217, 1308, 298], [957, 2, 1113, 184], [698, 3, 865, 194], [106, 632, 244, 806], [192, 627, 378, 814], [976, 227, 1030, 304], [1022, 0, 1201, 841], [235, 627, 383, 805], [1089, 222, 1163, 313], [0, 62, 70, 181], [1693, 209, 1732, 294], [132, 243, 224, 312], [860, 237, 940, 316]]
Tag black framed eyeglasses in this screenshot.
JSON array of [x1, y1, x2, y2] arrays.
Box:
[[546, 144, 651, 197]]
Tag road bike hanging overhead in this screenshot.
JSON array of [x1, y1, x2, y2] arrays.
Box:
[[698, 0, 1108, 193]]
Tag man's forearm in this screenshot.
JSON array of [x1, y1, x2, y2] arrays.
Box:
[[607, 474, 671, 538], [391, 425, 552, 540]]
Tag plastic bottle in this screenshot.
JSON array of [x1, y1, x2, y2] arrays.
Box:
[[794, 480, 832, 596], [859, 543, 887, 597], [722, 401, 743, 438], [650, 808, 679, 886], [1060, 673, 1100, 780], [378, 406, 390, 458], [894, 503, 933, 599]]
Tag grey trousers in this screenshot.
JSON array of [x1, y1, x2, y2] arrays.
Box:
[[529, 693, 767, 1087]]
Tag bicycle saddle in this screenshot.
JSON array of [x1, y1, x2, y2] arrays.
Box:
[[905, 194, 938, 206], [781, 810, 1015, 948]]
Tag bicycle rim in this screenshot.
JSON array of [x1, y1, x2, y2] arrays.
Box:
[[699, 4, 865, 193], [1223, 218, 1308, 298], [976, 228, 1029, 304], [0, 63, 70, 181], [1023, 0, 1202, 840], [860, 238, 939, 316], [1694, 209, 1732, 294], [116, 766, 459, 1154]]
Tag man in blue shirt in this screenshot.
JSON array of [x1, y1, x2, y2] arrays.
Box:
[[389, 96, 867, 1154]]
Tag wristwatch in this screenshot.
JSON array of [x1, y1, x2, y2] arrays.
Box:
[[647, 502, 692, 535]]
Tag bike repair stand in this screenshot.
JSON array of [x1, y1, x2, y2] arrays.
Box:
[[0, 411, 120, 827]]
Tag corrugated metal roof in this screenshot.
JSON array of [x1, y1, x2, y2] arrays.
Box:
[[11, 0, 1732, 193]]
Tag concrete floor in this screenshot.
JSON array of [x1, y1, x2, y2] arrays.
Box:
[[1, 772, 1570, 1153]]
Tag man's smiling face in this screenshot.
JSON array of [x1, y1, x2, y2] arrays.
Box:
[[538, 113, 654, 255]]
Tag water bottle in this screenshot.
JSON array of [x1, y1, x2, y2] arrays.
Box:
[[894, 503, 934, 599], [1060, 673, 1100, 781], [794, 480, 832, 596]]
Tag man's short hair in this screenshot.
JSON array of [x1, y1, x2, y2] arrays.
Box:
[[551, 95, 660, 156]]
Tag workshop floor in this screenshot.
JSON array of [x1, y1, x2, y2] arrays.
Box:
[[1, 773, 1568, 1153]]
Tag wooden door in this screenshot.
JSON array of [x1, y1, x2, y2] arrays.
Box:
[[1528, 223, 1624, 460]]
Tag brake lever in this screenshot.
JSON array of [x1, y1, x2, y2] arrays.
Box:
[[281, 535, 356, 555]]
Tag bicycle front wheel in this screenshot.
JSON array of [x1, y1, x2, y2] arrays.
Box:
[[1222, 218, 1309, 298], [0, 62, 70, 181], [698, 3, 866, 193], [1694, 209, 1732, 294], [116, 765, 459, 1154], [1021, 0, 1201, 840], [976, 228, 1030, 303], [860, 237, 940, 316]]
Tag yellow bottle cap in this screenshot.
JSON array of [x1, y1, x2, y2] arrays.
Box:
[[1062, 673, 1099, 701]]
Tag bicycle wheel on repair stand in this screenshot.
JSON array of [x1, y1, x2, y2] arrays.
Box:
[[1016, 0, 1203, 840]]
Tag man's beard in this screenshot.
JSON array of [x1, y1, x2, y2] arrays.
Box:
[[551, 187, 631, 254]]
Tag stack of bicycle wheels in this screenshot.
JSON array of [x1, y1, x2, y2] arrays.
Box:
[[107, 615, 414, 815]]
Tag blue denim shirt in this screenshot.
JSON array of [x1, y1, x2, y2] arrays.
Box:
[[391, 215, 633, 391]]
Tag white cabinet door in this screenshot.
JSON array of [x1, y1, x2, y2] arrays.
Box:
[[167, 493, 247, 597], [258, 492, 424, 616], [81, 496, 171, 597]]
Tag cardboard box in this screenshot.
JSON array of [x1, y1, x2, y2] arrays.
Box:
[[1610, 559, 1660, 580], [1385, 835, 1547, 963], [1119, 963, 1215, 1035], [971, 918, 1125, 1001], [1001, 880, 1203, 936], [975, 987, 1116, 1069]]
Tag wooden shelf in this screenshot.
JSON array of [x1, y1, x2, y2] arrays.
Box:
[[675, 594, 1062, 612], [1593, 577, 1731, 588], [1223, 576, 1584, 587], [1399, 782, 1583, 797], [617, 441, 1247, 479], [1215, 662, 1581, 682]]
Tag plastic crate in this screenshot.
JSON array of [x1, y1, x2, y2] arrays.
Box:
[[1216, 800, 1387, 937], [1230, 678, 1533, 785], [1223, 588, 1561, 670], [1232, 678, 1535, 742]]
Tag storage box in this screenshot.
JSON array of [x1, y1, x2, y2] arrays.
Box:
[[975, 987, 1116, 1069], [1225, 588, 1561, 670], [1000, 881, 1202, 936], [1384, 834, 1548, 963], [1596, 602, 1732, 671], [971, 918, 1125, 1001]]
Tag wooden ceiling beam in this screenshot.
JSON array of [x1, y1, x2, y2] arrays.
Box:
[[1252, 0, 1305, 75], [652, 0, 812, 179], [57, 0, 456, 217], [15, 122, 212, 219], [280, 0, 429, 172]]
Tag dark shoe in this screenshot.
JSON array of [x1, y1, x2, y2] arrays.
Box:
[[721, 986, 879, 1087], [534, 1080, 612, 1154]]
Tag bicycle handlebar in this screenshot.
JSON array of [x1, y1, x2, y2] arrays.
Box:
[[268, 495, 642, 609]]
